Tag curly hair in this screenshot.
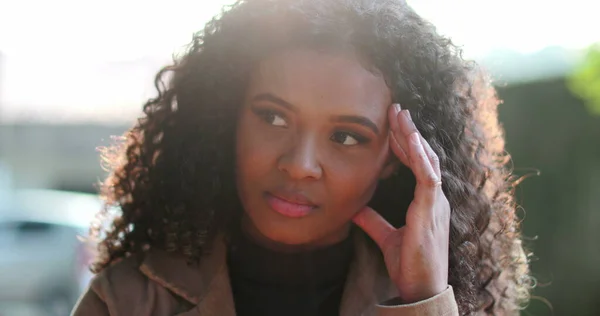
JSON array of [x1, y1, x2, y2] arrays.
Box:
[[91, 0, 532, 314]]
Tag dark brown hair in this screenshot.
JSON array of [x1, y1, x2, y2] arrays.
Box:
[[92, 0, 532, 314]]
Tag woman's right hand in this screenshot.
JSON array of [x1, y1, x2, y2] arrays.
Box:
[[352, 103, 451, 303]]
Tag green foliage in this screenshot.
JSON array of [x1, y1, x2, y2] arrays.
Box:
[[568, 43, 600, 115]]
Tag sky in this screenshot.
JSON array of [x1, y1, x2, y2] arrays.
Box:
[[0, 0, 598, 123]]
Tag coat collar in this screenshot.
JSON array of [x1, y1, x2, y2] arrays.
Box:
[[139, 230, 397, 316]]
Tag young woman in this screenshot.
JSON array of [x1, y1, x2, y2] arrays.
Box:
[[72, 0, 531, 315]]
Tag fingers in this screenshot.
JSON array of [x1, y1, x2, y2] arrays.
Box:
[[390, 132, 410, 167], [389, 104, 441, 187], [407, 132, 441, 189], [352, 207, 396, 250], [419, 134, 441, 179], [388, 104, 410, 167]]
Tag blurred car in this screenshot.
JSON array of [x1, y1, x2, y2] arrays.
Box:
[[0, 189, 101, 316]]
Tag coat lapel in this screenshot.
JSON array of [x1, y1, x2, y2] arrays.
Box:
[[192, 262, 236, 316], [170, 262, 236, 316], [139, 235, 236, 316], [140, 230, 396, 316]]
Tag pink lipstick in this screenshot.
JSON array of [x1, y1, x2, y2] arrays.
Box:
[[265, 190, 317, 218]]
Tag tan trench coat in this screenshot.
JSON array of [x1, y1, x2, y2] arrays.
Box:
[[71, 233, 459, 316]]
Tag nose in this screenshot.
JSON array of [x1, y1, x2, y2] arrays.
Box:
[[277, 135, 323, 180]]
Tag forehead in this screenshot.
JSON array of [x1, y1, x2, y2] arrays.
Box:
[[246, 49, 391, 117]]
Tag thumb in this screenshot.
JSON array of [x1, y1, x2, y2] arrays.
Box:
[[352, 207, 396, 250]]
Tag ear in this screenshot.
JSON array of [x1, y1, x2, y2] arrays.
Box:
[[379, 154, 400, 180]]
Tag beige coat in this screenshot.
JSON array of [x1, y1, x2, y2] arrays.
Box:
[[71, 233, 459, 316]]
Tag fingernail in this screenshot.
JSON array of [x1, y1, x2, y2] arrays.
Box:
[[401, 110, 412, 126], [393, 103, 401, 114], [410, 132, 421, 145]]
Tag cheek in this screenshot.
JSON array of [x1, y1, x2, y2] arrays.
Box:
[[324, 151, 386, 213], [236, 115, 282, 180]]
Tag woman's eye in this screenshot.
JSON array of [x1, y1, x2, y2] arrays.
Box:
[[254, 108, 288, 127], [330, 131, 367, 146], [270, 113, 287, 127]]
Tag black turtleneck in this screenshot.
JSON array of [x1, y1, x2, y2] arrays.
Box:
[[227, 230, 354, 316]]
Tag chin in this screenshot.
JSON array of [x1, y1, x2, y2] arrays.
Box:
[[247, 216, 351, 250], [256, 222, 319, 245]]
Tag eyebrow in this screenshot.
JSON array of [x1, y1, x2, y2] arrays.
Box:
[[251, 92, 380, 135], [252, 93, 296, 111], [331, 115, 380, 135]]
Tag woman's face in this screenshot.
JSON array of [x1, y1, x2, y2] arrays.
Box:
[[236, 49, 395, 248]]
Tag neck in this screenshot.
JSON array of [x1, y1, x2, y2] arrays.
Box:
[[239, 216, 352, 253], [227, 221, 355, 287]]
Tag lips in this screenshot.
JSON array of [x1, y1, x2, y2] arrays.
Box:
[[265, 190, 317, 218]]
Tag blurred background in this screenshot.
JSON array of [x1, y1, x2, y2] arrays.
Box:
[[0, 0, 598, 315]]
